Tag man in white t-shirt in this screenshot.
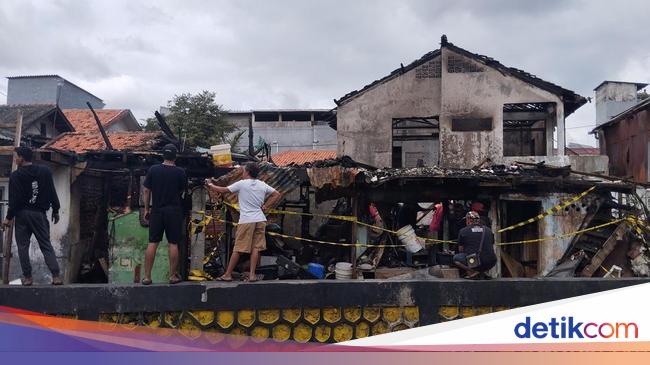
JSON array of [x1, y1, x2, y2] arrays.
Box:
[[206, 162, 280, 282]]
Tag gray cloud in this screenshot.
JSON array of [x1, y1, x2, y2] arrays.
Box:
[[1, 0, 649, 146]]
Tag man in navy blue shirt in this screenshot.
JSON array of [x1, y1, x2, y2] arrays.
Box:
[[142, 144, 187, 285]]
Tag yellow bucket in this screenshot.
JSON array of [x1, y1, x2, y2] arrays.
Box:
[[211, 144, 232, 167]]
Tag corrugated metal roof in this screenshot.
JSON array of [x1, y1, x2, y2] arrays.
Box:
[[210, 162, 300, 208]]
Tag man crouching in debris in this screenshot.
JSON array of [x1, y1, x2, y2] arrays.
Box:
[[2, 147, 62, 286], [142, 144, 187, 285], [453, 211, 497, 279], [206, 162, 281, 282]]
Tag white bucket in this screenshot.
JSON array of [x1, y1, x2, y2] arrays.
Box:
[[335, 262, 353, 280], [397, 225, 424, 253]]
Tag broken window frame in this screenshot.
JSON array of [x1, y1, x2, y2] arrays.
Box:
[[391, 117, 440, 168], [502, 102, 555, 157]]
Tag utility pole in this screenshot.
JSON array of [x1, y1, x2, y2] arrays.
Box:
[[248, 114, 254, 156], [2, 110, 23, 284]]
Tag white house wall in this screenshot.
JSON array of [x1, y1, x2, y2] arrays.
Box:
[[336, 49, 568, 169], [439, 47, 564, 168], [337, 57, 443, 168]]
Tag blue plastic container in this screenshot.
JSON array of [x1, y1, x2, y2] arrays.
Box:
[[307, 263, 325, 279]]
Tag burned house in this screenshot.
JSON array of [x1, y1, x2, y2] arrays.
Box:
[[335, 35, 607, 174], [0, 47, 648, 347]]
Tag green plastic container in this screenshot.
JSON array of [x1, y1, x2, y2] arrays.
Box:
[[108, 212, 169, 284]]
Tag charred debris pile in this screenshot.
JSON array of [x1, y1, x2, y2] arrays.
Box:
[[56, 147, 648, 283], [201, 157, 649, 281]]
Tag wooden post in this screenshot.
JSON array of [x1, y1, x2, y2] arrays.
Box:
[[2, 110, 23, 284], [86, 102, 113, 150], [350, 196, 358, 275], [248, 115, 254, 156]]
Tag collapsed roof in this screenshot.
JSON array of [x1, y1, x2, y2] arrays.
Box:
[[335, 35, 587, 116]]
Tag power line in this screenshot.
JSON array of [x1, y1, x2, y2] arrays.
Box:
[[566, 124, 596, 129]]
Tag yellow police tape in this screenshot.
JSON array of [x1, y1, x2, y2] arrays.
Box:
[[222, 201, 455, 244], [626, 216, 649, 244], [190, 210, 647, 248], [496, 186, 596, 233], [496, 218, 625, 246]]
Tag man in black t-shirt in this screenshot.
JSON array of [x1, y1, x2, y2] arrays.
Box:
[[142, 144, 187, 285], [453, 211, 497, 278]]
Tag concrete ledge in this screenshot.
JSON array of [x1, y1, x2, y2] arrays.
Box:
[[1, 278, 647, 324]]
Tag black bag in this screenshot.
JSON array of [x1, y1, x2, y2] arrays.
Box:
[[465, 226, 486, 269]]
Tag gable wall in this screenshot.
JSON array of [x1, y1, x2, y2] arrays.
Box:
[[439, 48, 564, 168], [337, 58, 442, 168], [336, 49, 567, 169]]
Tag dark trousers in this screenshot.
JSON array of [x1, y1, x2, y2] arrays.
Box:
[[14, 209, 60, 278]]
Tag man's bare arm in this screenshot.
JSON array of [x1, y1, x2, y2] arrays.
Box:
[[206, 181, 230, 194], [262, 191, 281, 211], [143, 187, 151, 210], [143, 187, 151, 219]]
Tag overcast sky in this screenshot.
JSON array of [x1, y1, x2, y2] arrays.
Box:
[[1, 0, 649, 146]]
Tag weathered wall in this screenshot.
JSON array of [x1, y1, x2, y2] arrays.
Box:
[[393, 139, 440, 167], [439, 48, 564, 168], [337, 57, 442, 168], [224, 112, 337, 153], [498, 192, 593, 276], [601, 108, 649, 183], [336, 49, 569, 169], [595, 82, 640, 126], [234, 123, 336, 153]]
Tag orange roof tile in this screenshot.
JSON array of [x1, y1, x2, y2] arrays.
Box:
[[272, 150, 336, 166], [44, 131, 162, 153], [62, 109, 128, 132]]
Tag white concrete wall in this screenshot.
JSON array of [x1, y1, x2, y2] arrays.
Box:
[[231, 123, 337, 153], [439, 48, 564, 168], [337, 57, 443, 168], [393, 139, 439, 167], [498, 192, 593, 277], [336, 50, 568, 169], [595, 82, 639, 125]]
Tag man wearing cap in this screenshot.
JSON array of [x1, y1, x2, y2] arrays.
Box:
[[2, 146, 62, 286], [206, 162, 281, 282], [142, 144, 187, 285], [453, 211, 497, 279]]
